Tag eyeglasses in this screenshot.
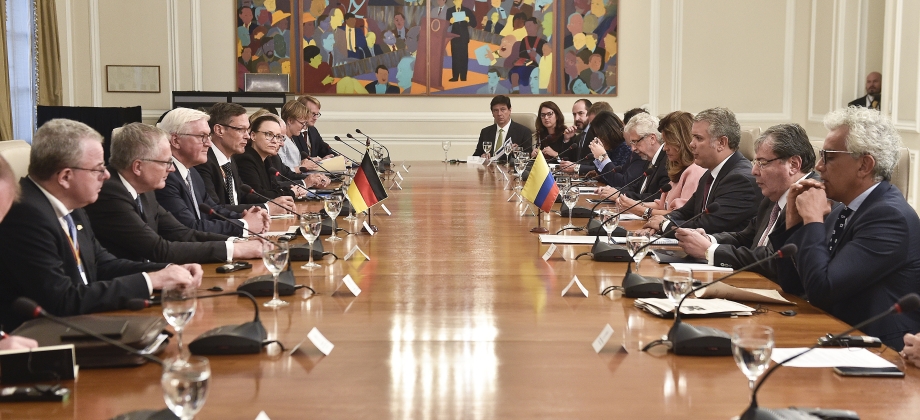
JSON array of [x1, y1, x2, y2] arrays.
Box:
[[752, 156, 783, 168], [628, 134, 650, 146], [141, 158, 176, 170], [253, 131, 285, 143], [177, 132, 211, 145], [819, 149, 852, 162], [216, 123, 249, 134], [295, 120, 308, 126], [69, 166, 107, 178], [539, 112, 555, 118], [308, 111, 322, 118]]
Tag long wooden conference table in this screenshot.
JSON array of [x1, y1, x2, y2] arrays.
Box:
[[4, 162, 919, 419]]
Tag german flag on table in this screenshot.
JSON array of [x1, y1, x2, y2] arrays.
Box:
[[347, 152, 388, 214], [521, 152, 559, 212]]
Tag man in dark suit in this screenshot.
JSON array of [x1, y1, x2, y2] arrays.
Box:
[[473, 95, 533, 162], [557, 98, 595, 174], [676, 123, 817, 280], [0, 156, 38, 349], [197, 103, 296, 214], [84, 123, 262, 264], [447, 0, 476, 81], [341, 13, 371, 59], [646, 107, 763, 235], [290, 96, 336, 159], [771, 107, 920, 350], [596, 111, 668, 195], [0, 119, 200, 330], [365, 65, 400, 94], [154, 108, 267, 237], [847, 71, 881, 111]]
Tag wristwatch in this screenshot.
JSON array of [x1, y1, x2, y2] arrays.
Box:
[[643, 207, 653, 220]]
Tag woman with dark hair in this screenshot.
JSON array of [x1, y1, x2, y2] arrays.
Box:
[[303, 45, 335, 93], [617, 111, 706, 216], [583, 111, 634, 186], [531, 101, 568, 161], [235, 115, 326, 199]]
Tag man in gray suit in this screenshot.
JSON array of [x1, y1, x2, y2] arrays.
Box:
[[675, 123, 816, 280]]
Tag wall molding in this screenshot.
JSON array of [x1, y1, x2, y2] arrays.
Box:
[[166, 0, 180, 92], [62, 0, 75, 106], [648, 0, 661, 116], [88, 0, 101, 106], [669, 0, 683, 113], [889, 0, 920, 132], [190, 0, 203, 91]]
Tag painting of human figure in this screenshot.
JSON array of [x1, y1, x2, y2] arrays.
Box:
[[236, 0, 618, 95]]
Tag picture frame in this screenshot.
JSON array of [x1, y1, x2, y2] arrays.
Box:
[[105, 65, 161, 93]]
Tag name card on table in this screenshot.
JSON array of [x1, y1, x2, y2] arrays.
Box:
[[344, 245, 370, 261], [307, 327, 335, 356], [363, 221, 376, 235], [541, 244, 558, 261], [396, 171, 404, 181], [255, 411, 272, 420], [380, 204, 392, 216], [466, 156, 486, 165], [592, 324, 614, 353], [561, 275, 589, 297], [339, 274, 362, 296], [401, 162, 411, 172]]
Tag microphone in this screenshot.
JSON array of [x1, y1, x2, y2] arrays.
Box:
[[616, 202, 721, 297], [12, 297, 163, 365], [238, 184, 299, 216], [556, 165, 628, 222], [556, 152, 594, 172], [297, 151, 341, 180], [741, 292, 920, 420], [268, 166, 307, 190], [582, 164, 660, 235], [354, 129, 391, 160], [335, 135, 364, 155], [584, 185, 676, 263], [198, 203, 281, 245], [129, 291, 269, 355], [658, 244, 798, 357]]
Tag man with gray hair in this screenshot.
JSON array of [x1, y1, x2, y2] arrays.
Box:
[[675, 123, 817, 280], [596, 111, 670, 202], [84, 122, 262, 264], [154, 107, 268, 237], [0, 119, 201, 331], [645, 107, 762, 235], [772, 107, 920, 350]]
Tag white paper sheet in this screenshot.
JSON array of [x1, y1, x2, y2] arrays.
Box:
[[670, 263, 734, 272], [539, 234, 678, 246], [770, 348, 896, 368]]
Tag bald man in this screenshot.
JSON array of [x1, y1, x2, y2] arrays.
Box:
[[848, 72, 881, 111]]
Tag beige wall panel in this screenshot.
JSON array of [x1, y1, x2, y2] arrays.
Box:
[[864, 0, 885, 86], [809, 0, 834, 120], [893, 0, 919, 130], [200, 0, 236, 92], [96, 0, 171, 109], [678, 0, 788, 115]]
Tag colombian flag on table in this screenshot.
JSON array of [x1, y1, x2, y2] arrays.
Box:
[[521, 152, 559, 212], [346, 152, 388, 214]]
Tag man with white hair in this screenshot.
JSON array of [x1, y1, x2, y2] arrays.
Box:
[[772, 106, 920, 350], [154, 107, 267, 237], [84, 122, 262, 264], [0, 119, 201, 331], [595, 111, 669, 202]]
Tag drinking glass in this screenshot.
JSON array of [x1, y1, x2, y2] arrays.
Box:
[[442, 140, 452, 162], [514, 159, 526, 177], [162, 285, 196, 362], [482, 141, 493, 157], [299, 213, 323, 269], [371, 146, 383, 170], [731, 325, 775, 391], [162, 356, 210, 420], [324, 194, 344, 242], [562, 187, 579, 229], [599, 206, 619, 244], [662, 266, 694, 306], [503, 142, 513, 162], [626, 230, 651, 269], [261, 240, 290, 308]]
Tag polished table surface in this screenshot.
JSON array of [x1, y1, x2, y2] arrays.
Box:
[[5, 162, 919, 419]]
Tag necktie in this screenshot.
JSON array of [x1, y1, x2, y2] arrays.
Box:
[[828, 207, 854, 253], [700, 172, 714, 212], [186, 172, 202, 220], [221, 162, 236, 205], [63, 213, 88, 285], [496, 128, 506, 155], [757, 203, 781, 247], [135, 195, 146, 220]]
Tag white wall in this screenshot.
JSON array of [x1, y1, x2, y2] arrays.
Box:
[[56, 0, 920, 206]]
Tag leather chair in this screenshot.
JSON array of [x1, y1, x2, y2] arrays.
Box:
[[739, 127, 761, 160], [0, 140, 30, 179]]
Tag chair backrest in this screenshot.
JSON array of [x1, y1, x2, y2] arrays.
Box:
[[511, 112, 537, 133], [738, 126, 761, 160], [0, 140, 30, 179], [891, 147, 910, 199]]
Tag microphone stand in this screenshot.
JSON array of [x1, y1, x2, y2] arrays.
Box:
[[354, 129, 392, 170], [583, 165, 660, 236]]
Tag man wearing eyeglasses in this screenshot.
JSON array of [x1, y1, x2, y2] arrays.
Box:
[[770, 107, 920, 350], [154, 108, 268, 237], [294, 95, 336, 160], [644, 107, 762, 236], [198, 103, 297, 215], [675, 123, 817, 280], [84, 122, 263, 265], [0, 119, 202, 331]]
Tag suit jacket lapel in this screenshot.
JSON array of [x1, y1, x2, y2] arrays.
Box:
[[830, 181, 889, 257]]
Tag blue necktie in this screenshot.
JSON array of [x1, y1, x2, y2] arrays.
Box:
[[828, 207, 854, 253], [63, 213, 88, 285]]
